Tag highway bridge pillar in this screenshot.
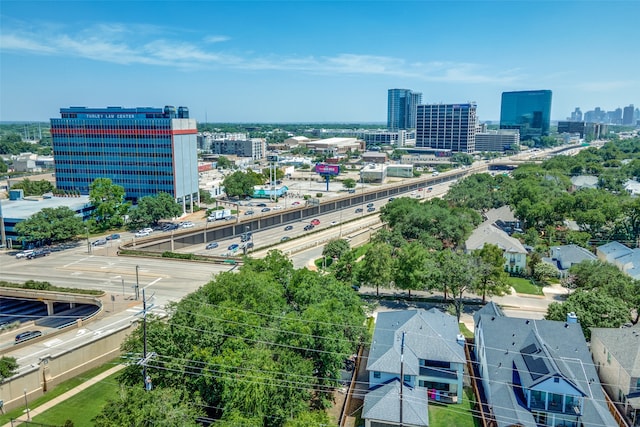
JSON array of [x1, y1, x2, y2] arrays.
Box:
[[45, 300, 54, 316]]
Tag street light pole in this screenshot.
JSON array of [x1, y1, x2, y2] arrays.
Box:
[[85, 226, 91, 254], [23, 389, 30, 421], [135, 265, 140, 301]]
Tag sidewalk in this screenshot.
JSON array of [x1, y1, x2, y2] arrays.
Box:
[[4, 364, 125, 427]]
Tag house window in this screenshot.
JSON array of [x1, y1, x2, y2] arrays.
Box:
[[373, 371, 380, 379], [404, 375, 411, 382], [554, 377, 559, 383]]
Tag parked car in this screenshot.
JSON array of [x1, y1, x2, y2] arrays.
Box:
[[206, 242, 219, 250], [105, 233, 121, 240], [92, 238, 107, 246], [15, 250, 34, 259], [284, 225, 293, 231], [15, 330, 42, 343], [27, 249, 51, 259], [310, 219, 320, 226], [135, 230, 150, 237], [227, 243, 239, 251]]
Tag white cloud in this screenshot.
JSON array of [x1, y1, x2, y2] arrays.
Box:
[[0, 22, 521, 84]]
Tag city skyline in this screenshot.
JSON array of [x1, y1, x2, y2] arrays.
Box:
[[1, 1, 638, 123]]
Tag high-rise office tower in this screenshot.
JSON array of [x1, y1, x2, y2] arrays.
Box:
[[415, 103, 477, 153], [623, 104, 635, 125], [387, 89, 422, 131], [570, 107, 582, 122], [51, 105, 199, 212], [499, 90, 552, 139]]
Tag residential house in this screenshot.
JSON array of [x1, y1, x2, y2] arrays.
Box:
[[597, 241, 640, 280], [625, 179, 640, 196], [546, 244, 597, 277], [362, 378, 430, 427], [570, 175, 599, 191], [366, 309, 466, 410], [484, 206, 522, 235], [474, 302, 617, 427], [590, 326, 640, 426], [465, 222, 528, 274]]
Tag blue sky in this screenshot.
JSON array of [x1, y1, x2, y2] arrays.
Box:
[[1, 0, 638, 123]]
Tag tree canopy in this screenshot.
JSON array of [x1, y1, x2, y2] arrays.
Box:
[[115, 251, 366, 426], [128, 192, 183, 229], [89, 178, 129, 230], [14, 206, 83, 245], [9, 178, 54, 196], [222, 170, 263, 198]]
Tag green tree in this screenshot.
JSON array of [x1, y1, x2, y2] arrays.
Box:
[[358, 243, 394, 296], [451, 152, 474, 166], [546, 290, 630, 339], [128, 192, 183, 229], [0, 356, 18, 381], [216, 156, 234, 169], [222, 170, 262, 198], [93, 386, 204, 426], [14, 206, 83, 244], [394, 242, 434, 297], [533, 261, 559, 282], [473, 244, 511, 304], [342, 178, 357, 189], [434, 250, 479, 320], [10, 178, 54, 196], [89, 178, 128, 230], [322, 238, 350, 260], [199, 188, 215, 205]]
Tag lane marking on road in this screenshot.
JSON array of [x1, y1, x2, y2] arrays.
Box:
[[143, 278, 162, 289]]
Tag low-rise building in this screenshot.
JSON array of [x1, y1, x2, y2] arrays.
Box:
[[465, 222, 528, 274], [546, 244, 597, 277]]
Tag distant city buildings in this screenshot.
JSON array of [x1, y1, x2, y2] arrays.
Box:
[[576, 104, 638, 126], [387, 89, 422, 131], [499, 90, 552, 139], [51, 105, 199, 211], [415, 103, 477, 153], [623, 104, 635, 126]]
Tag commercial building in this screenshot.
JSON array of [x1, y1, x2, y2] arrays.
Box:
[[557, 121, 608, 140], [500, 90, 552, 139], [415, 103, 477, 153], [296, 137, 363, 156], [210, 138, 266, 160], [388, 89, 422, 131], [51, 106, 199, 211], [360, 129, 416, 148], [624, 104, 636, 126], [474, 130, 520, 152]]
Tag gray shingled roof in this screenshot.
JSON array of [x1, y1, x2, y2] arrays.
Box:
[[550, 244, 597, 271], [476, 314, 617, 427], [571, 175, 599, 189], [363, 379, 429, 426], [465, 221, 527, 254], [484, 205, 518, 224], [367, 309, 465, 376], [597, 241, 632, 262], [591, 326, 640, 378]]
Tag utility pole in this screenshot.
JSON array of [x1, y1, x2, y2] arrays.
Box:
[[137, 289, 156, 391], [399, 331, 405, 427], [135, 265, 140, 300]]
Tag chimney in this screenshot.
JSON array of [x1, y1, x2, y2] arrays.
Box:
[[566, 312, 578, 324]]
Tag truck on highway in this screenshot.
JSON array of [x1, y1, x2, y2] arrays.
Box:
[[207, 209, 232, 221]]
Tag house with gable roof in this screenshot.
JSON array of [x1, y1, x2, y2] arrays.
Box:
[[473, 302, 618, 427], [590, 326, 640, 426], [466, 222, 528, 274], [364, 308, 466, 426], [597, 241, 640, 280], [546, 244, 597, 277]]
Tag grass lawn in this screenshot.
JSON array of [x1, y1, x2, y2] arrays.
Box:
[[508, 277, 544, 296], [459, 322, 474, 339], [32, 371, 121, 427], [429, 388, 481, 427], [0, 360, 119, 425]]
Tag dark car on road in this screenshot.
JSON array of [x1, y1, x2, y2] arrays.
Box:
[[15, 330, 42, 343], [281, 236, 290, 242], [162, 223, 179, 231], [355, 208, 363, 213], [206, 242, 219, 250], [27, 249, 51, 259], [367, 207, 376, 212], [228, 243, 239, 251], [304, 224, 314, 231], [261, 207, 271, 212], [367, 203, 374, 208], [106, 233, 121, 240], [284, 225, 293, 231]]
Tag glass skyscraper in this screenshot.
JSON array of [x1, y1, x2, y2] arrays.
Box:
[[388, 89, 422, 131], [415, 103, 477, 153], [51, 105, 199, 211], [499, 90, 552, 139]]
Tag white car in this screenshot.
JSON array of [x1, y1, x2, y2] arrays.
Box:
[[135, 230, 150, 237], [180, 222, 195, 228], [142, 228, 153, 234], [15, 250, 34, 259]]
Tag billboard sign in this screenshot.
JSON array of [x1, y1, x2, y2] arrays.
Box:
[[315, 163, 340, 176]]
